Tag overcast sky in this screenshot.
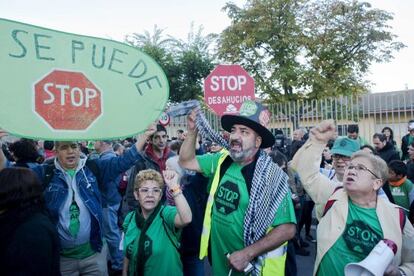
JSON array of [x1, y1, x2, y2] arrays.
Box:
[[1, 0, 412, 93]]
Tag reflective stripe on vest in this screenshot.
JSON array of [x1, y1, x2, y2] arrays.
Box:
[[257, 241, 288, 276], [199, 150, 229, 259]]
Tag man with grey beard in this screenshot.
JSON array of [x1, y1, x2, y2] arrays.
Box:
[[179, 100, 296, 276]]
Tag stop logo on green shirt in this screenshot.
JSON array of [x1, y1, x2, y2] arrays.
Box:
[[317, 199, 383, 276]]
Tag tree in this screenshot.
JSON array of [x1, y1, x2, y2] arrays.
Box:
[[170, 24, 216, 102], [219, 0, 305, 101], [125, 25, 181, 101], [125, 24, 216, 103], [301, 0, 405, 98], [218, 0, 405, 101]]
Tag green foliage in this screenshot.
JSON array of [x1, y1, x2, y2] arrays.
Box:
[[218, 0, 405, 102], [125, 24, 215, 103]]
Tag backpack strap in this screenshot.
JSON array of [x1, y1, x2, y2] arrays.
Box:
[[160, 206, 180, 250], [399, 207, 406, 232], [322, 186, 343, 217], [43, 162, 56, 190], [322, 187, 407, 233], [85, 159, 102, 191]]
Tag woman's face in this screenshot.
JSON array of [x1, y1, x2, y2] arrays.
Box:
[[322, 147, 332, 160], [210, 143, 223, 153], [342, 156, 382, 196], [383, 129, 391, 138], [134, 180, 162, 213]]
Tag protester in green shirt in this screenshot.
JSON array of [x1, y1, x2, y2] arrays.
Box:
[[292, 120, 414, 276], [123, 169, 192, 276], [180, 100, 296, 275], [387, 160, 414, 210]]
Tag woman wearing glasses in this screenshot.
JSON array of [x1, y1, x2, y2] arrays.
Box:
[[122, 169, 192, 276], [292, 120, 414, 276]]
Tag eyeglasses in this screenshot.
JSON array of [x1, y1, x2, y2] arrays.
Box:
[[347, 163, 380, 179], [332, 154, 351, 161], [136, 187, 162, 195]]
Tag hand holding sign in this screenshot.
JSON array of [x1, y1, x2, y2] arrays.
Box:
[[186, 110, 197, 133], [143, 123, 158, 138], [204, 65, 255, 116], [0, 129, 8, 139]]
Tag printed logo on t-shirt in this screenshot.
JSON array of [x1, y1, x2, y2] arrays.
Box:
[[143, 237, 152, 258], [215, 181, 240, 215], [391, 187, 405, 196], [343, 220, 381, 255], [126, 234, 153, 259]]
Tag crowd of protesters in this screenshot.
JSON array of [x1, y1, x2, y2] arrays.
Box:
[[1, 106, 414, 276]]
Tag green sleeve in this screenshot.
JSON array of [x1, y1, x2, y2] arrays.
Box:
[[162, 206, 179, 236], [272, 191, 297, 227], [196, 152, 222, 178]]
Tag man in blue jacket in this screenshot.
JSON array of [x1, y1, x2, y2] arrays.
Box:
[[94, 140, 124, 274], [0, 137, 142, 276]]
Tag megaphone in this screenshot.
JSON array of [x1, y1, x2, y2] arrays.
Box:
[[344, 239, 397, 276]]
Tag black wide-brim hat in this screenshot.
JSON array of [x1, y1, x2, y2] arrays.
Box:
[[221, 100, 275, 148]]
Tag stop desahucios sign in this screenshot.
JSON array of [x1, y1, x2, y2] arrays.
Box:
[[34, 70, 102, 130], [204, 65, 255, 116]]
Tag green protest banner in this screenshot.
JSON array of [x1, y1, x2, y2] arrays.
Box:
[[0, 18, 169, 140]]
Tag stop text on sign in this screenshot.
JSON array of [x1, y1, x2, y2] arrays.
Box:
[[209, 76, 247, 91], [34, 70, 102, 131], [42, 83, 98, 107], [204, 64, 255, 116]]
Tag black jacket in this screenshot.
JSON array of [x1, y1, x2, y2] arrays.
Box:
[[402, 134, 413, 161], [377, 142, 400, 164], [0, 210, 60, 276], [407, 160, 414, 184]]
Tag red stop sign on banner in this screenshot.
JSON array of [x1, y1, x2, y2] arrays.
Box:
[[204, 65, 255, 116], [34, 70, 102, 130]]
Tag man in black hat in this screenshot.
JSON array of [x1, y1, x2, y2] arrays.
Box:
[[180, 100, 296, 275]]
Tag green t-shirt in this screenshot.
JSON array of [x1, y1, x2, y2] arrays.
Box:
[[390, 179, 414, 209], [317, 199, 383, 276], [61, 168, 95, 259], [197, 153, 296, 276], [123, 206, 182, 276], [66, 169, 80, 237]]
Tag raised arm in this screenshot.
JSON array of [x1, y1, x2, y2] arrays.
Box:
[[163, 170, 192, 228], [290, 120, 338, 219], [179, 110, 202, 172]]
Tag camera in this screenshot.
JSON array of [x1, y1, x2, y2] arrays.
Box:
[[272, 129, 290, 156]]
